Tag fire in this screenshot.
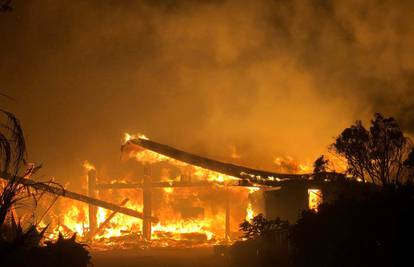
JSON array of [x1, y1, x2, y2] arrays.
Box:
[[273, 156, 312, 174], [152, 220, 215, 241], [127, 147, 173, 165], [245, 187, 259, 221], [245, 202, 254, 221], [45, 134, 254, 248], [125, 142, 239, 183], [308, 189, 323, 211], [163, 187, 173, 193], [273, 154, 348, 174], [83, 160, 95, 171], [123, 133, 149, 144], [95, 201, 143, 239], [41, 157, 252, 248], [37, 133, 318, 249], [63, 205, 89, 236]]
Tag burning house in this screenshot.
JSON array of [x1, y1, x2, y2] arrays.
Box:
[[2, 134, 332, 249]]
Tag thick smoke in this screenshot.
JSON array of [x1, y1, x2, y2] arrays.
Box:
[[0, 0, 413, 184]]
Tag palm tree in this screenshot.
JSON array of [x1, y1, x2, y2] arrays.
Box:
[[0, 110, 39, 227]]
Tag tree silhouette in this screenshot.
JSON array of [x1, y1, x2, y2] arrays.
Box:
[[313, 155, 329, 174], [331, 113, 412, 185], [0, 0, 12, 12]]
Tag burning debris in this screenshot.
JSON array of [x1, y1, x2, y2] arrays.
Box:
[[1, 133, 326, 250]]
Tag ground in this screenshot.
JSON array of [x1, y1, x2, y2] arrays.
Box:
[[91, 247, 228, 267]]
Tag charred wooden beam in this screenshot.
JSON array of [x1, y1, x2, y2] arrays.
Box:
[[142, 165, 152, 241], [88, 198, 130, 240], [225, 188, 230, 243], [0, 173, 158, 222], [95, 180, 221, 189], [123, 138, 311, 184], [87, 169, 98, 234]]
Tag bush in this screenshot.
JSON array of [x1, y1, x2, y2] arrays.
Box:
[[1, 232, 91, 267], [230, 214, 290, 267], [290, 184, 414, 267]]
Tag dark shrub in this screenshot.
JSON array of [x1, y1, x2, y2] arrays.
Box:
[[290, 184, 414, 267]]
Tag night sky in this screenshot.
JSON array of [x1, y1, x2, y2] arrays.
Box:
[[1, 0, 413, 185]]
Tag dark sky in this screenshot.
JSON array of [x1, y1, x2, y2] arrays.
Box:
[[1, 0, 414, 185]]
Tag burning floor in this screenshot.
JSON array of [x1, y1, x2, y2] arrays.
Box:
[[39, 185, 258, 251]]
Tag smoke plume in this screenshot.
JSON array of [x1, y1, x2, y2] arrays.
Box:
[[1, 0, 413, 183]]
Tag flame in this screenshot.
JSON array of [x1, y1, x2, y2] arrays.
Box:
[[123, 133, 149, 144], [245, 187, 258, 221], [126, 145, 239, 183], [83, 160, 96, 171], [308, 189, 323, 212], [152, 219, 215, 241], [247, 186, 260, 194], [62, 205, 89, 236], [95, 201, 143, 239], [273, 156, 312, 174], [39, 133, 312, 249], [273, 154, 347, 174], [163, 187, 174, 193], [245, 202, 254, 221]]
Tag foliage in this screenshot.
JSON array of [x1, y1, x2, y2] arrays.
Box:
[[240, 213, 289, 240], [0, 110, 44, 229], [0, 213, 48, 248], [0, 110, 32, 226], [0, 109, 91, 267], [2, 232, 91, 267], [42, 233, 91, 267], [290, 184, 414, 267], [313, 155, 329, 174], [230, 214, 290, 267], [331, 113, 412, 185], [0, 0, 12, 12]]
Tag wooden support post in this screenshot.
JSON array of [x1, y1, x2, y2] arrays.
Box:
[[88, 169, 97, 234], [225, 187, 231, 243], [142, 165, 152, 241], [88, 198, 130, 240]]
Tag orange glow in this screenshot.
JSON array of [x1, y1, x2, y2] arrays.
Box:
[[82, 160, 96, 171], [308, 189, 323, 211], [37, 133, 322, 249], [38, 134, 257, 248]]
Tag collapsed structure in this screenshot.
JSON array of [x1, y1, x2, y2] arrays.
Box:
[[84, 136, 327, 242], [2, 135, 338, 246]]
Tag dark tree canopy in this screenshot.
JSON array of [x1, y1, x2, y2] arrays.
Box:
[[313, 155, 329, 174], [332, 113, 412, 185], [0, 0, 12, 12]]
